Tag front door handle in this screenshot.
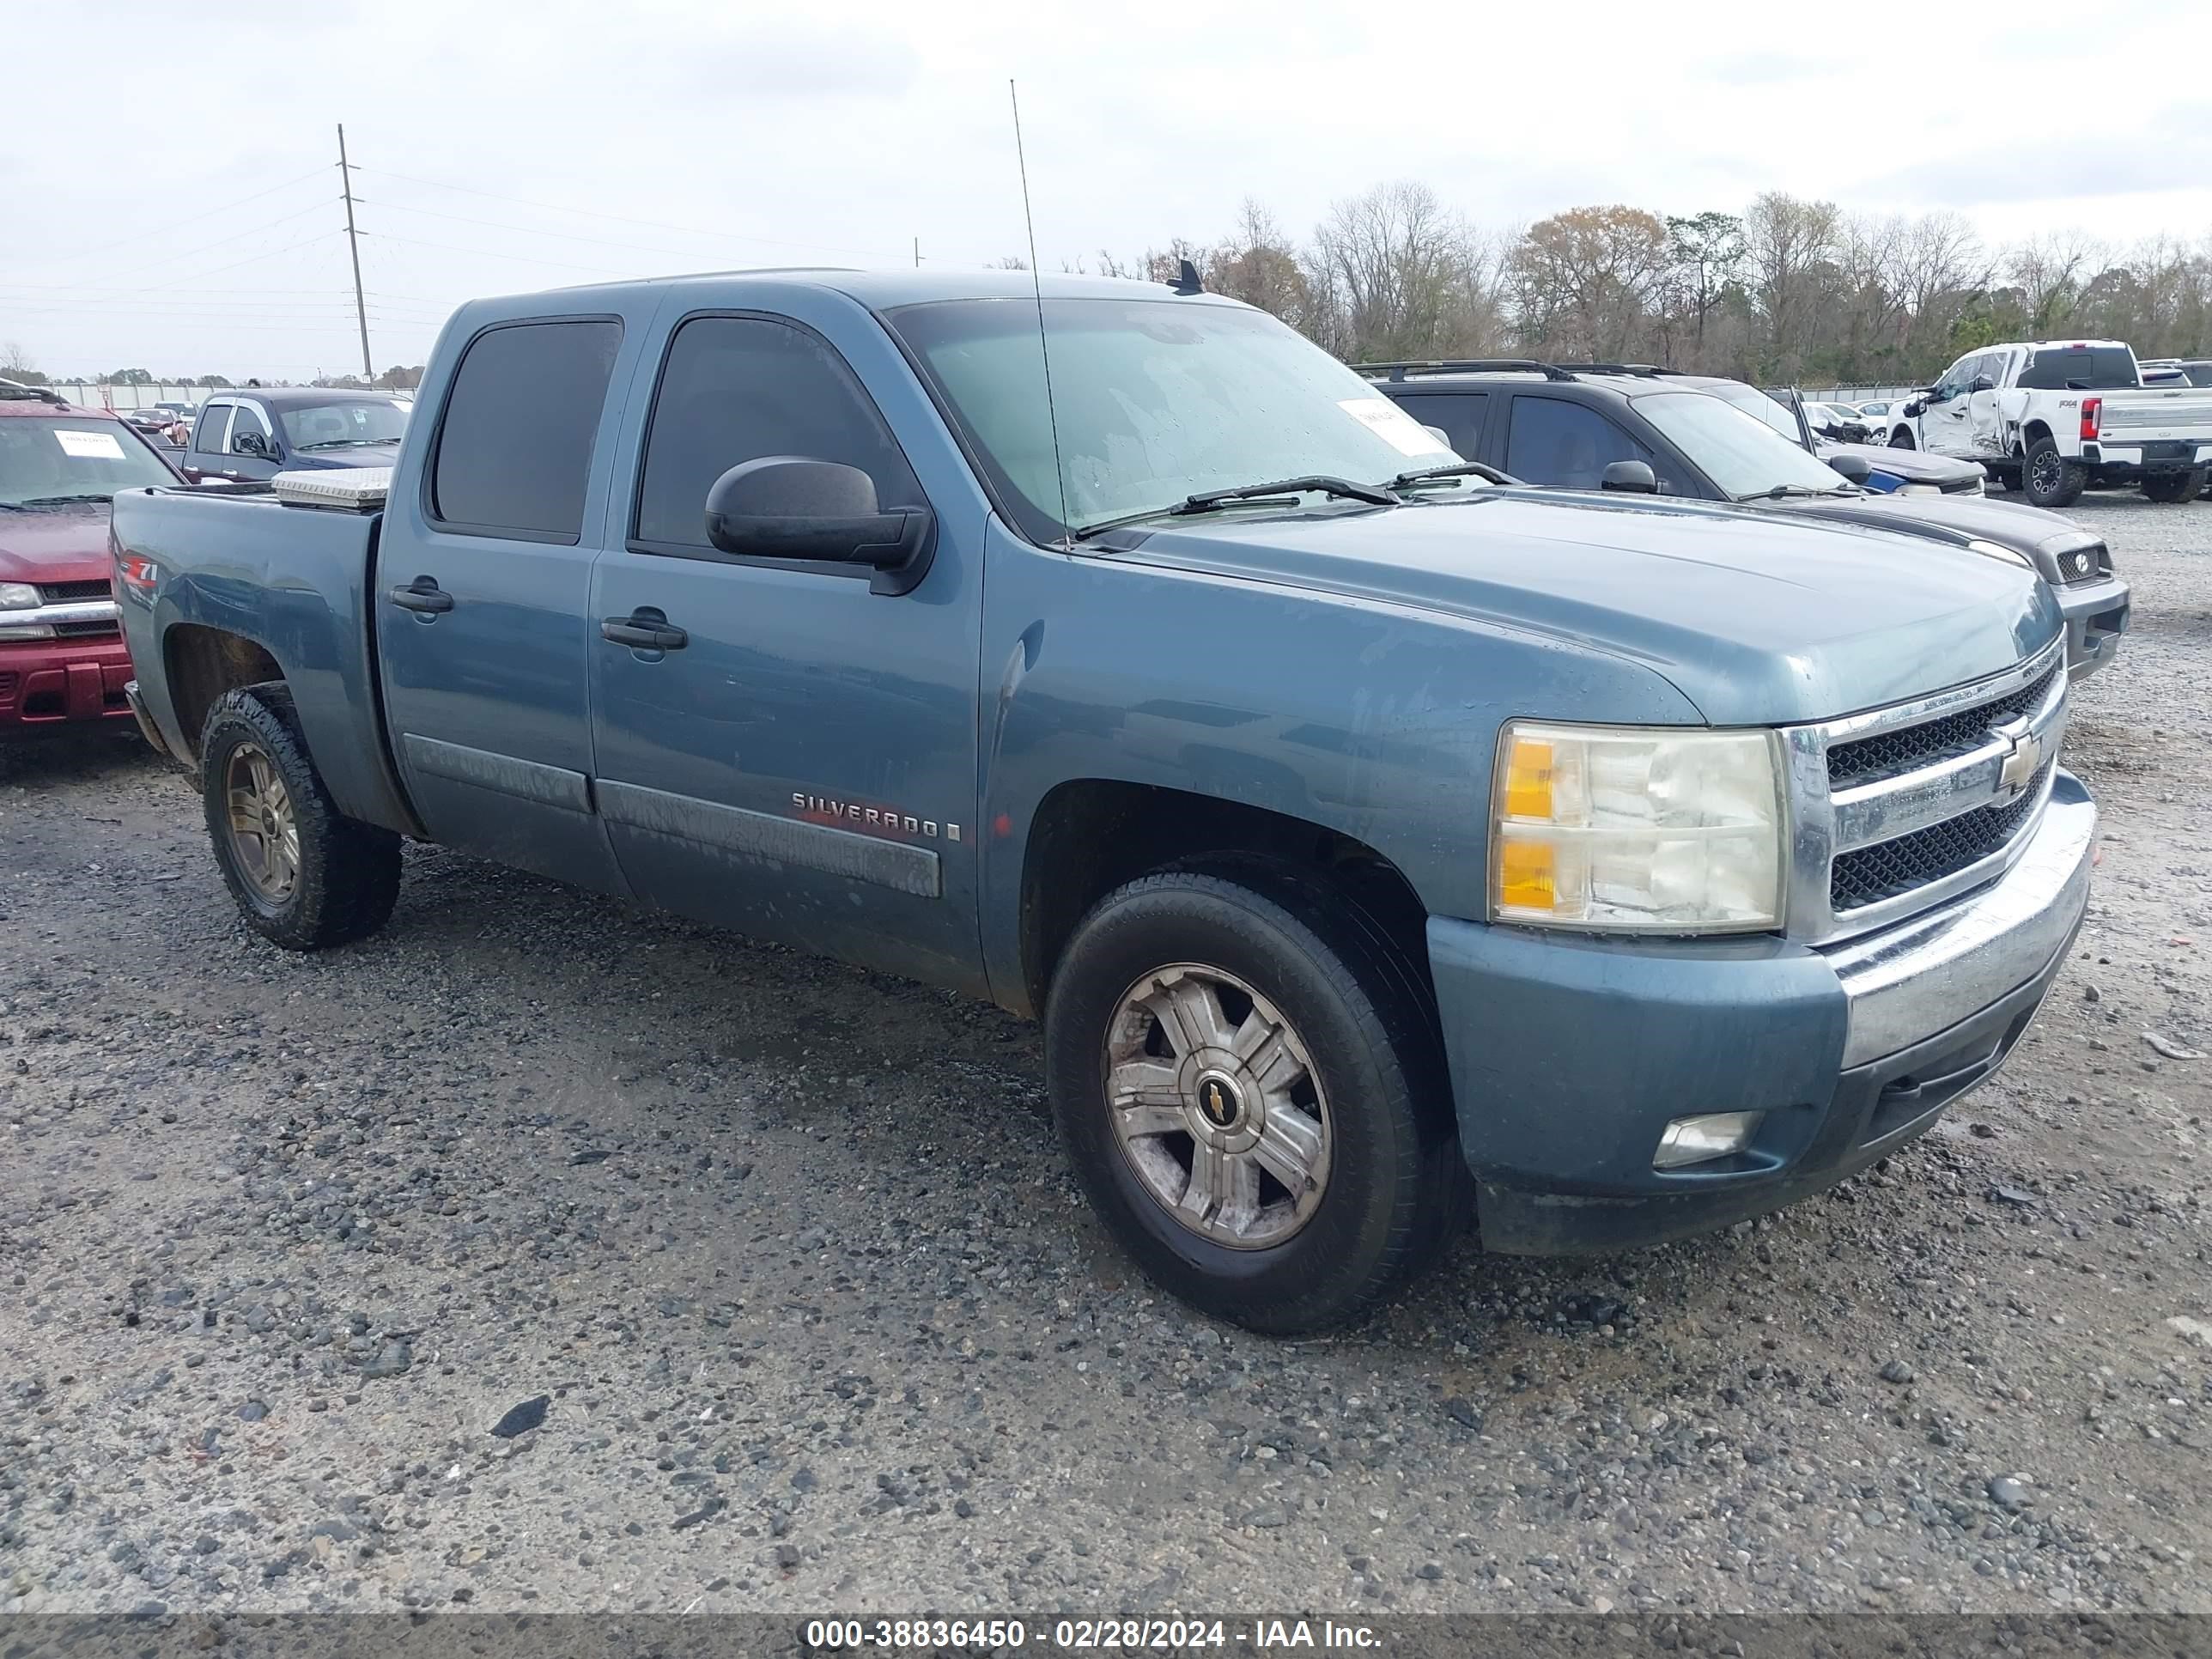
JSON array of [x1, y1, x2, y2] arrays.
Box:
[[389, 576, 454, 614], [601, 612, 688, 651]]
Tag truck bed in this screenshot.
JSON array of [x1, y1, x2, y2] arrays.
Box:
[[110, 482, 419, 836]]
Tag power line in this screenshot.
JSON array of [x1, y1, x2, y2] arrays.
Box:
[[358, 196, 849, 266], [353, 163, 913, 260], [356, 229, 647, 279], [8, 167, 331, 276]]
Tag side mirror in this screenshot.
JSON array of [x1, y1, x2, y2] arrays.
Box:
[[233, 429, 270, 459], [1903, 399, 1924, 417], [1421, 424, 1452, 448], [1599, 459, 1657, 494], [704, 457, 934, 597], [1829, 453, 1874, 484]]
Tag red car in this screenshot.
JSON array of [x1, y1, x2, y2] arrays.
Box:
[[0, 382, 180, 734]]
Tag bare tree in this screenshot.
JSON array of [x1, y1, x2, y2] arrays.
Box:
[[0, 340, 46, 384], [1307, 181, 1488, 362]]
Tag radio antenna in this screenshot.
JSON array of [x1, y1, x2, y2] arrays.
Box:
[[1009, 79, 1073, 550]]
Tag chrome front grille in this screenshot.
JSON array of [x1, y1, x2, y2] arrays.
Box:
[[1784, 640, 2067, 944]]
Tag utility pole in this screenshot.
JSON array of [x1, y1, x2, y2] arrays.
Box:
[[913, 236, 921, 268], [337, 124, 372, 380]]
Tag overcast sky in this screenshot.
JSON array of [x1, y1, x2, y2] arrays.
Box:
[[6, 0, 2209, 381]]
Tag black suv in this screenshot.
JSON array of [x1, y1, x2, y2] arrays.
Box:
[[1367, 360, 2128, 679]]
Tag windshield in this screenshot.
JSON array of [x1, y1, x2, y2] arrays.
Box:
[[884, 297, 1458, 541], [0, 416, 177, 507], [276, 399, 409, 449], [1636, 392, 1850, 498], [1701, 380, 1808, 445]]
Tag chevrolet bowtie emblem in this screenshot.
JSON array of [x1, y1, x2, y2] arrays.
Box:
[[1992, 716, 2045, 804]]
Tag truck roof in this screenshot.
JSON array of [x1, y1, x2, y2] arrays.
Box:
[[516, 266, 1249, 313]]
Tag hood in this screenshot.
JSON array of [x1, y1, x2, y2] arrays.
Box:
[[1103, 489, 2058, 727], [1820, 441, 1982, 485], [283, 441, 402, 470], [0, 501, 117, 586], [1761, 491, 2100, 579]]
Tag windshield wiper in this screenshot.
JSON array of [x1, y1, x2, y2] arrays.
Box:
[[13, 493, 114, 507], [296, 438, 394, 451], [1072, 475, 1399, 541], [1735, 483, 1851, 502], [1388, 461, 1517, 489]]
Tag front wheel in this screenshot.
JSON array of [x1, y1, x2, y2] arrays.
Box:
[[2021, 436, 2087, 508], [1044, 867, 1463, 1334], [201, 684, 402, 950], [2142, 468, 2205, 503]]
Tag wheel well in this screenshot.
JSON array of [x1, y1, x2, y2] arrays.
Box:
[[163, 625, 283, 762], [1017, 780, 1431, 1018], [2021, 419, 2054, 449]]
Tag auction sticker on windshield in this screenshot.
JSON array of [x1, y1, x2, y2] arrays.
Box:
[[1338, 397, 1438, 457], [54, 429, 125, 461]]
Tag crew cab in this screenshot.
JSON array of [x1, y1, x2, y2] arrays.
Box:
[[113, 270, 2094, 1333], [179, 387, 409, 485], [1368, 361, 2127, 678], [1882, 340, 2212, 507], [0, 383, 178, 733]]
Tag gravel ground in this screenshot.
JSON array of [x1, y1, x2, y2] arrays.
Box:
[[1, 495, 2207, 1618]]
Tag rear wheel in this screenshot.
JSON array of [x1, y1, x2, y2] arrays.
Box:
[[2142, 468, 2205, 503], [2022, 436, 2087, 508], [1044, 865, 1464, 1334], [201, 684, 401, 950]]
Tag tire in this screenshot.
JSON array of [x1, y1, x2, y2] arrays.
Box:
[[200, 684, 402, 950], [2021, 435, 2087, 508], [1888, 428, 1915, 449], [2142, 469, 2205, 504], [1043, 863, 1465, 1334]]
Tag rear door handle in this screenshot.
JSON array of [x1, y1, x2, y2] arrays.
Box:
[[601, 612, 688, 651], [389, 576, 454, 614]]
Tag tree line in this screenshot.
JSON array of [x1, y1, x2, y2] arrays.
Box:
[[1085, 185, 2212, 385]]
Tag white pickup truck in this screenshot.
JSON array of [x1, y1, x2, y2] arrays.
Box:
[[1883, 339, 2212, 507]]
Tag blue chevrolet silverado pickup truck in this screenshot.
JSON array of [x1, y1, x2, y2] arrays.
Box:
[[110, 269, 2095, 1333]]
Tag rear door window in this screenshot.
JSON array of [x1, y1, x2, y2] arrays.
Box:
[[430, 319, 623, 541], [1504, 396, 1656, 490], [191, 404, 232, 453]]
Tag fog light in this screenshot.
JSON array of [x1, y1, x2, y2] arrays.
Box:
[[1653, 1110, 1764, 1170]]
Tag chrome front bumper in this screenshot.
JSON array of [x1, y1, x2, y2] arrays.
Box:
[[1824, 769, 2094, 1067]]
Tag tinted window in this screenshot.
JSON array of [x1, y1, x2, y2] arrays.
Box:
[[1399, 392, 1486, 459], [432, 319, 622, 538], [227, 403, 268, 452], [1504, 397, 1656, 490], [2188, 364, 2212, 388], [191, 404, 231, 453], [2016, 346, 2136, 391], [634, 315, 922, 550]]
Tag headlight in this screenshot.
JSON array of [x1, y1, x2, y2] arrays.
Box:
[[1492, 722, 1784, 933], [0, 583, 40, 610], [1965, 537, 2032, 570]]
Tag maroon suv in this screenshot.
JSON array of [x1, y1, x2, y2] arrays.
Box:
[[0, 383, 179, 732]]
